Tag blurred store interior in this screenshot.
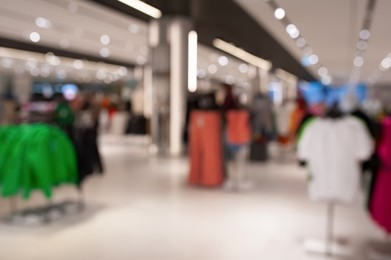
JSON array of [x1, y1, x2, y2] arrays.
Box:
[[0, 0, 391, 259]]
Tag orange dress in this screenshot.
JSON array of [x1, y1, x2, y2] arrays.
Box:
[[188, 110, 224, 187]]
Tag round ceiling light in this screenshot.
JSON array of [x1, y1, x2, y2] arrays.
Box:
[[274, 8, 285, 20], [29, 32, 41, 43], [218, 56, 229, 66], [100, 34, 110, 45]]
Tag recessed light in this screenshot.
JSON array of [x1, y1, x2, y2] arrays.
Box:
[[353, 56, 364, 67], [35, 17, 52, 29], [296, 37, 306, 48], [317, 67, 328, 77], [100, 35, 110, 45], [1, 58, 14, 68], [73, 60, 84, 70], [321, 75, 332, 85], [380, 58, 391, 70], [286, 24, 299, 39], [30, 32, 40, 43], [359, 29, 370, 40], [239, 63, 249, 73], [274, 8, 285, 20], [308, 54, 319, 65], [357, 40, 368, 51], [100, 48, 110, 58], [197, 69, 206, 78], [208, 64, 217, 74], [218, 56, 229, 66]]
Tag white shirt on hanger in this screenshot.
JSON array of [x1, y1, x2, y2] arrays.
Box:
[[298, 116, 373, 203]]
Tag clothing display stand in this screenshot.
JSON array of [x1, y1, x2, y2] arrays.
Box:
[[304, 202, 352, 257], [224, 146, 253, 191], [2, 188, 85, 226]]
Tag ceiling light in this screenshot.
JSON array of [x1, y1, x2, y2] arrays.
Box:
[[197, 69, 206, 78], [321, 75, 332, 85], [30, 67, 40, 77], [317, 67, 328, 77], [239, 63, 249, 73], [118, 67, 128, 76], [100, 48, 110, 58], [100, 34, 110, 45], [357, 40, 368, 51], [218, 56, 229, 66], [26, 59, 37, 69], [213, 39, 271, 70], [359, 29, 371, 40], [188, 30, 198, 92], [296, 37, 306, 48], [1, 58, 14, 68], [274, 8, 285, 20], [73, 59, 84, 70], [29, 32, 40, 43], [353, 56, 364, 67], [35, 17, 52, 29], [208, 64, 217, 74], [96, 70, 106, 80], [286, 24, 299, 39], [308, 54, 319, 65], [380, 58, 391, 70], [40, 67, 51, 77], [225, 75, 235, 84], [116, 0, 162, 19]]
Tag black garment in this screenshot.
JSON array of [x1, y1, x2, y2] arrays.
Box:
[[74, 127, 104, 186]]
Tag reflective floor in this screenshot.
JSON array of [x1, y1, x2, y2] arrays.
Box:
[[0, 136, 387, 260]]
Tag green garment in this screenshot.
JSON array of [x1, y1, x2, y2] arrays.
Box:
[[0, 124, 77, 199], [55, 102, 75, 126]]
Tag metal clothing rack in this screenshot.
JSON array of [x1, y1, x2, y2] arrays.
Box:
[[3, 187, 85, 226]]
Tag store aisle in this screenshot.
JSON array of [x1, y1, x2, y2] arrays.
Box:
[[0, 137, 386, 260]]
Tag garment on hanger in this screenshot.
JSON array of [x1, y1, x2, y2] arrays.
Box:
[[188, 110, 224, 187], [298, 115, 373, 203], [226, 110, 251, 145], [369, 117, 391, 234]]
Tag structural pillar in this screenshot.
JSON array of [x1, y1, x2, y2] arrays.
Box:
[[148, 16, 193, 156]]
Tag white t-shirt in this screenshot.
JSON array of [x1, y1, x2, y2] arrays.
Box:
[[298, 116, 373, 203]]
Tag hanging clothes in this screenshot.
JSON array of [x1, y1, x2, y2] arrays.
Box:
[[369, 117, 391, 234], [226, 110, 251, 145], [274, 101, 295, 145], [298, 116, 373, 203], [188, 110, 224, 187], [0, 125, 77, 199]]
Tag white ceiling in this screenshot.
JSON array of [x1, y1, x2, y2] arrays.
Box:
[[235, 0, 391, 85], [0, 0, 257, 85], [0, 0, 149, 65]]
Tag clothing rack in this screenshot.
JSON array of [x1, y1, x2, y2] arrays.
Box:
[[3, 188, 85, 226]]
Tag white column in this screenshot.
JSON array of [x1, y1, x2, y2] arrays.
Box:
[[169, 17, 192, 156], [148, 16, 193, 156]]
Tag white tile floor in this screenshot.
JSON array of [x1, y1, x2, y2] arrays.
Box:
[[0, 135, 389, 260]]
